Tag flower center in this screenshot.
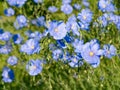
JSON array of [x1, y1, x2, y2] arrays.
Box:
[[71, 24, 75, 29], [102, 4, 106, 8], [107, 51, 110, 54], [73, 58, 77, 63], [4, 71, 9, 78], [11, 59, 14, 62], [83, 16, 87, 20], [54, 28, 59, 32], [33, 65, 37, 70], [31, 45, 34, 49], [89, 51, 94, 56]]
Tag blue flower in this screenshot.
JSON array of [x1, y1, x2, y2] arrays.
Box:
[[26, 59, 43, 76], [103, 44, 117, 58], [68, 15, 77, 22], [52, 49, 63, 61], [77, 9, 93, 23], [0, 43, 12, 54], [13, 34, 23, 44], [66, 15, 80, 36], [31, 16, 45, 27], [0, 31, 12, 41], [110, 14, 118, 23], [72, 39, 84, 53], [73, 4, 81, 10], [82, 0, 90, 7], [20, 39, 40, 55], [48, 21, 67, 40], [33, 0, 43, 3], [97, 15, 108, 27], [62, 0, 72, 4], [61, 4, 73, 15], [2, 67, 14, 83], [7, 56, 18, 65], [48, 6, 58, 13], [98, 0, 115, 12], [14, 15, 27, 29], [81, 40, 104, 68], [78, 22, 90, 30], [66, 21, 80, 36], [69, 55, 83, 67], [4, 8, 15, 17], [25, 31, 43, 41], [7, 0, 27, 7], [103, 13, 116, 24]]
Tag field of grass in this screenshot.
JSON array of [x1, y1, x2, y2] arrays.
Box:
[[0, 0, 120, 90]]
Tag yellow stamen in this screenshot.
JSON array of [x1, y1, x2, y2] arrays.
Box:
[[89, 52, 94, 56]]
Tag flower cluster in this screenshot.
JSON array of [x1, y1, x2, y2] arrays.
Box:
[[1, 0, 118, 83]]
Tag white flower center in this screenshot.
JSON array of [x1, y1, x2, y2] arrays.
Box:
[[83, 16, 87, 20], [102, 4, 106, 8], [73, 58, 77, 63], [31, 45, 34, 49], [54, 28, 59, 32]]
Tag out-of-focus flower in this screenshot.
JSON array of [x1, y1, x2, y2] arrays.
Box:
[[52, 49, 63, 61], [20, 39, 40, 55], [69, 55, 83, 67], [48, 6, 58, 13], [2, 67, 14, 83], [14, 15, 27, 29], [62, 0, 72, 4], [31, 16, 45, 27], [98, 0, 115, 12], [7, 0, 27, 7], [73, 4, 81, 10], [97, 15, 108, 27], [33, 0, 43, 3], [82, 0, 90, 7], [7, 56, 18, 65], [12, 34, 23, 44], [0, 43, 12, 54], [4, 8, 15, 17], [25, 31, 43, 41], [103, 44, 117, 58], [0, 32, 12, 41], [72, 39, 84, 53], [26, 59, 43, 76], [61, 4, 73, 15], [66, 15, 80, 36]]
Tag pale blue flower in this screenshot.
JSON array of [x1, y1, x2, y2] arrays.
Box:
[[48, 21, 67, 40]]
